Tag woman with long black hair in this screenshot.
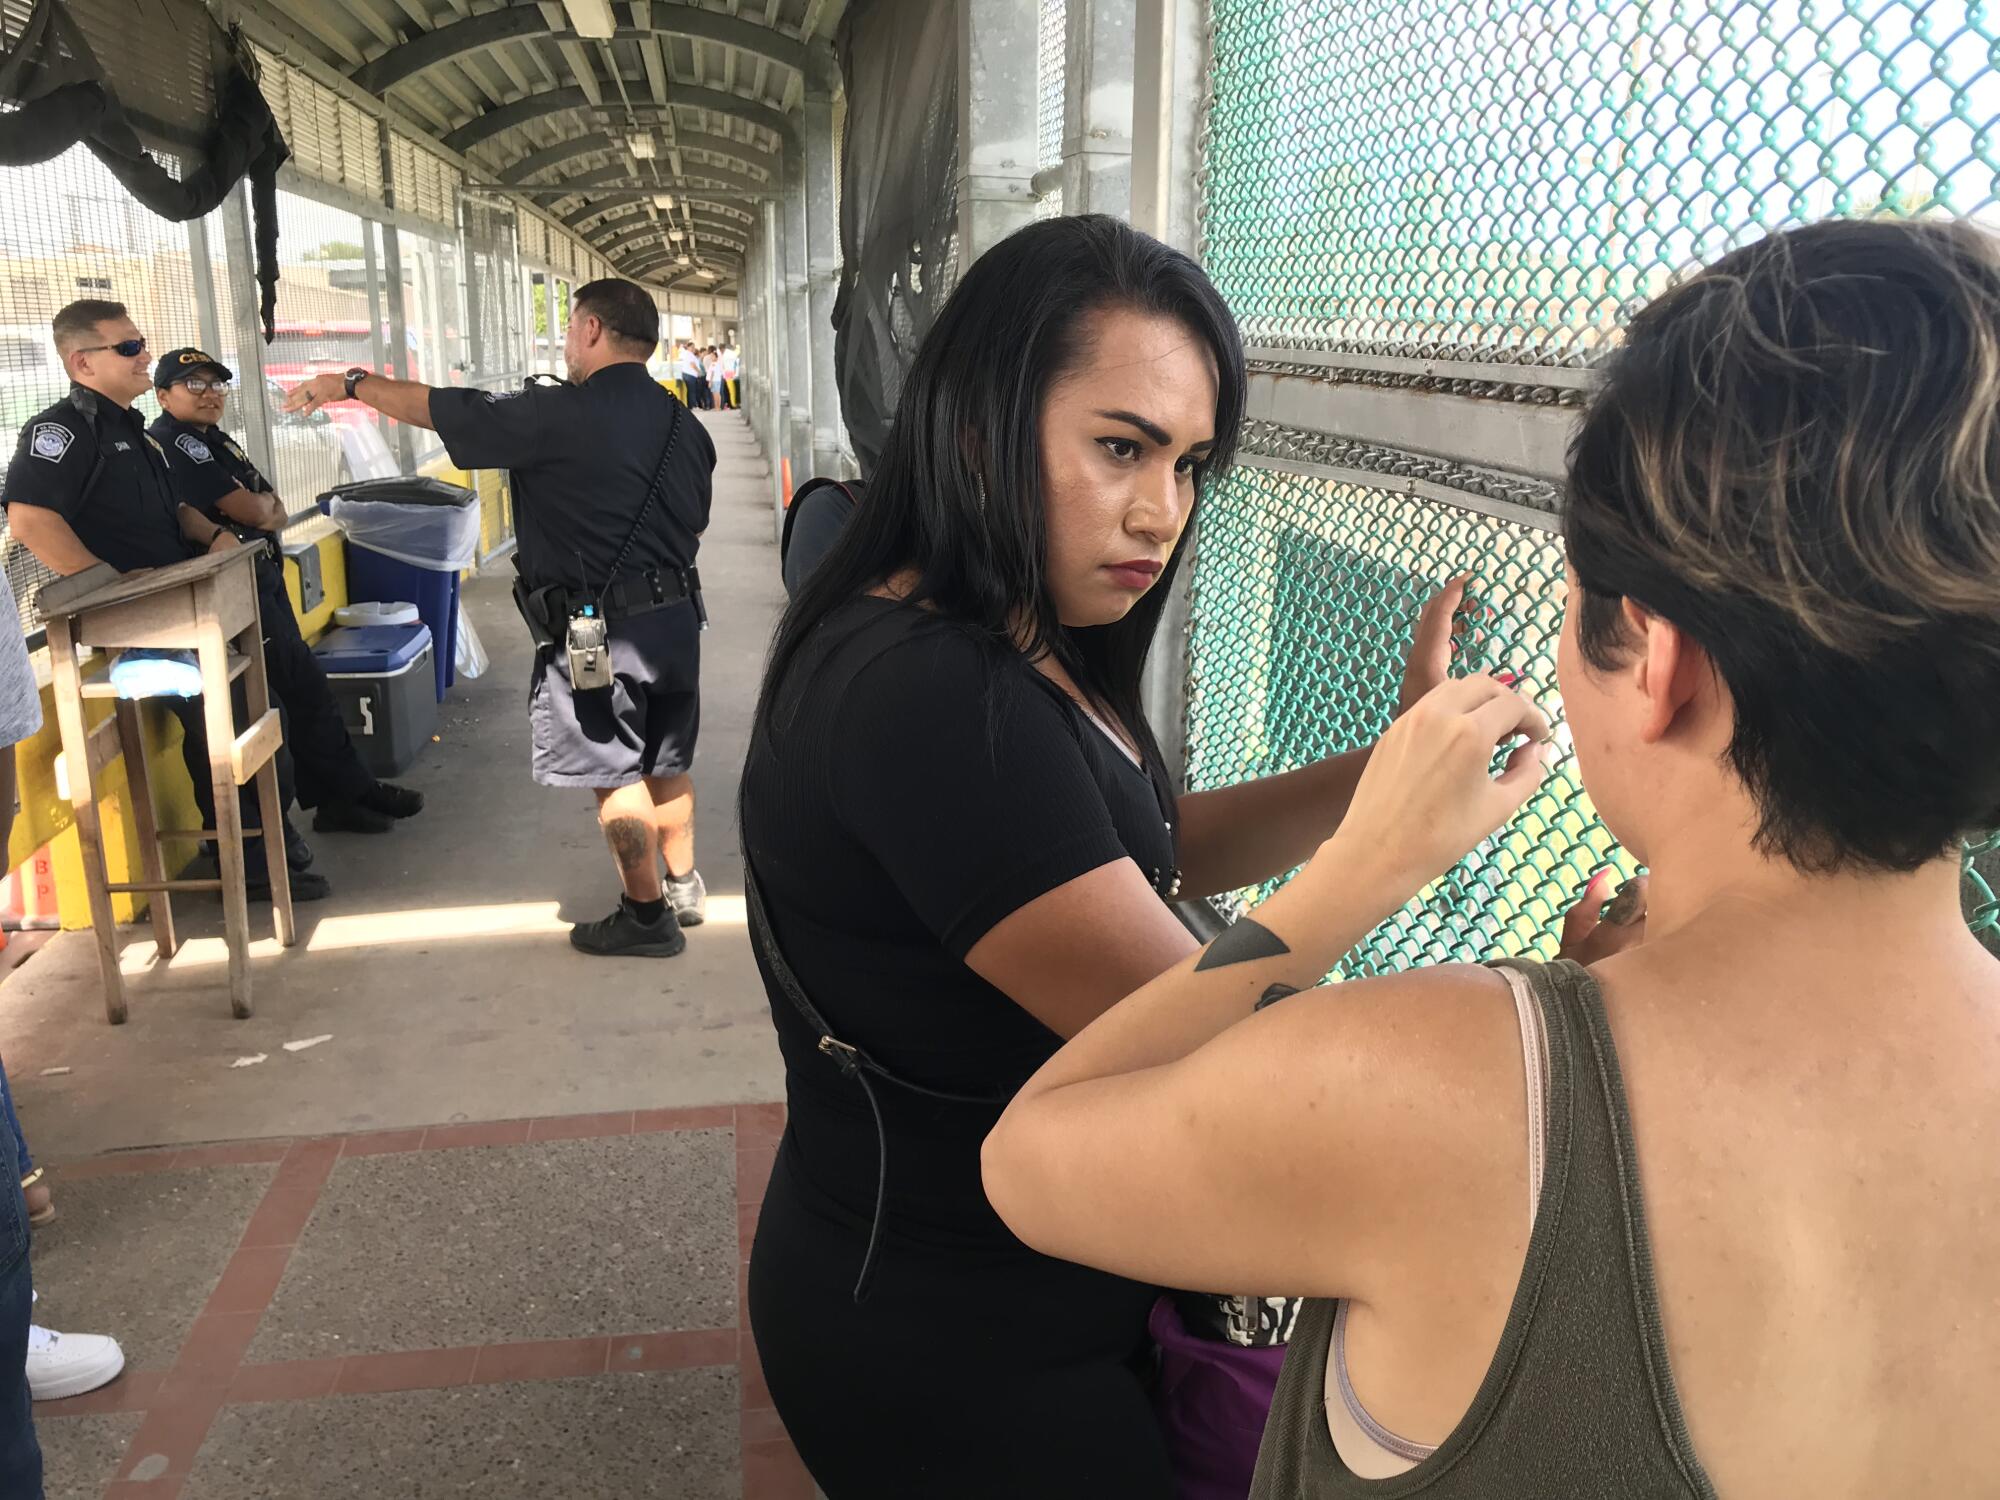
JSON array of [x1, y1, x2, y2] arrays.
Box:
[[740, 215, 1460, 1497]]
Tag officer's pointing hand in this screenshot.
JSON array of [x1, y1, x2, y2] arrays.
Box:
[[282, 374, 346, 415]]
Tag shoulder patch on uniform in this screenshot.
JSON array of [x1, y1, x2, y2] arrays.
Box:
[[30, 422, 73, 463], [174, 433, 214, 463], [481, 389, 523, 403]]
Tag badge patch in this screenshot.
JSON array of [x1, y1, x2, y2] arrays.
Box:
[[481, 389, 522, 403], [30, 422, 72, 463], [175, 434, 214, 463]]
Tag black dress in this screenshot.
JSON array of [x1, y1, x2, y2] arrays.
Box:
[[741, 598, 1181, 1499]]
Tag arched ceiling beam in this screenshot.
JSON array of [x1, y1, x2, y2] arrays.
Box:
[[510, 162, 778, 203], [595, 218, 749, 258], [565, 194, 756, 234], [353, 8, 835, 96], [442, 84, 795, 156], [499, 129, 780, 187]]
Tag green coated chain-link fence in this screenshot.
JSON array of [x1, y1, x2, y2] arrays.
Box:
[[1189, 0, 2000, 972]]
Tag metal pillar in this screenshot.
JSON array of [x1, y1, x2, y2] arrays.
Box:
[[377, 123, 418, 472], [956, 0, 1040, 269], [1062, 0, 1136, 216], [362, 221, 392, 446], [782, 152, 814, 488], [219, 182, 276, 483], [186, 215, 225, 360], [1131, 0, 1207, 782], [1130, 0, 1205, 254], [803, 88, 844, 480], [763, 198, 788, 533]]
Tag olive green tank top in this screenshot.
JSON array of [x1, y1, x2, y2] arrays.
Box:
[[1248, 958, 1719, 1500]]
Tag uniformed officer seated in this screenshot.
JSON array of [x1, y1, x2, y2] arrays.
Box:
[[1, 300, 328, 899], [148, 348, 424, 844], [283, 278, 717, 958]]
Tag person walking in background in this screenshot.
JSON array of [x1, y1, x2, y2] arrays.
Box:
[[719, 342, 739, 409], [677, 342, 707, 408], [703, 347, 724, 410], [983, 217, 2000, 1500]]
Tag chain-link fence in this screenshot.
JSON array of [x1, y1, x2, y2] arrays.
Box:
[[1189, 0, 2000, 968], [1035, 0, 1068, 220]]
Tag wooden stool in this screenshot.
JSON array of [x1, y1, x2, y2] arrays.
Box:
[[37, 547, 295, 1023]]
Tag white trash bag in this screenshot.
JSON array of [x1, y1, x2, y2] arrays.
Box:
[[455, 601, 489, 679], [326, 493, 481, 572]]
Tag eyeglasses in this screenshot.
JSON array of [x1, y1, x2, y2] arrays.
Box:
[[179, 378, 231, 394], [80, 338, 147, 358]]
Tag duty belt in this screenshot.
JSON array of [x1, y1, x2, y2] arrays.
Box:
[[514, 564, 705, 647]]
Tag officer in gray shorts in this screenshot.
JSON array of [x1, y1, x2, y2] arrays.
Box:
[[284, 280, 716, 958]]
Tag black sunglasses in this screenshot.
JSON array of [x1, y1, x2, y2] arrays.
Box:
[[79, 338, 147, 358]]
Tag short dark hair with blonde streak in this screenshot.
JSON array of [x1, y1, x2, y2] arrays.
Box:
[[1565, 217, 2000, 873]]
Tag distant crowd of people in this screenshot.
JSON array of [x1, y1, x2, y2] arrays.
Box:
[[657, 338, 739, 410]]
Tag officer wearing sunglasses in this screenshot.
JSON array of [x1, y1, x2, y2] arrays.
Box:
[[0, 300, 323, 900]]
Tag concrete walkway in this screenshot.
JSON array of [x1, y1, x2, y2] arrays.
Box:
[[0, 411, 812, 1498], [1, 410, 788, 1160]]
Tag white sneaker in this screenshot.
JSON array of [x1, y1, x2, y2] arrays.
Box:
[[665, 869, 707, 928], [26, 1324, 126, 1402]]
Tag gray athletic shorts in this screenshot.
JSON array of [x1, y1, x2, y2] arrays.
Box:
[[527, 601, 700, 789]]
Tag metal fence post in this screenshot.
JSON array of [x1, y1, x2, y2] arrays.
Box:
[[186, 215, 225, 360], [1131, 0, 1208, 783], [763, 198, 788, 533], [956, 0, 1041, 268], [1063, 0, 1136, 217], [220, 181, 277, 484], [782, 151, 814, 488], [803, 88, 845, 479]]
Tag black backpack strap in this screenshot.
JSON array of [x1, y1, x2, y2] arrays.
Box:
[[778, 478, 859, 568], [742, 852, 1007, 1302]]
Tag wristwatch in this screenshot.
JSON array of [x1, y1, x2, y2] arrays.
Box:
[[343, 367, 371, 400]]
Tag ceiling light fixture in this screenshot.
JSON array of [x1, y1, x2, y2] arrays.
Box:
[[652, 193, 674, 210], [628, 134, 655, 159], [561, 0, 616, 40], [667, 228, 684, 241], [676, 254, 691, 266]]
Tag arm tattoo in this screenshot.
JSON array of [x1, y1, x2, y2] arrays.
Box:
[[1193, 917, 1291, 972], [1254, 983, 1301, 1012]]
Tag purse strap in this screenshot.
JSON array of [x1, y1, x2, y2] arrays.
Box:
[[742, 853, 1011, 1303]]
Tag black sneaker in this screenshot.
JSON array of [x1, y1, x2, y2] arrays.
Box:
[[665, 870, 707, 928], [313, 800, 394, 835], [569, 896, 687, 958], [360, 782, 424, 819], [250, 869, 331, 902], [284, 819, 314, 873]]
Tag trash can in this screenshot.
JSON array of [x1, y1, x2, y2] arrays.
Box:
[[319, 477, 479, 702]]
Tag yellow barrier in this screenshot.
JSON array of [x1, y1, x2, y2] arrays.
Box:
[[11, 528, 350, 928]]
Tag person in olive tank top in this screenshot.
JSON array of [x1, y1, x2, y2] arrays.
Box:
[[984, 217, 2000, 1500]]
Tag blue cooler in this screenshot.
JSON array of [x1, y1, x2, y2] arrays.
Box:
[[320, 477, 476, 703], [311, 623, 437, 778]]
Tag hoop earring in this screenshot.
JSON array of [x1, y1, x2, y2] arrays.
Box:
[[975, 472, 988, 515]]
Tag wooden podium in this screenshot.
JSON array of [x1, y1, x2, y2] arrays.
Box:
[[37, 545, 295, 1023]]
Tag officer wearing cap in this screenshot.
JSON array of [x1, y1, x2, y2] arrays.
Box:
[[149, 348, 425, 841], [0, 300, 326, 898], [284, 278, 717, 958]]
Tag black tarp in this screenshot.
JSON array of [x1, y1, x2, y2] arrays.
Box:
[[832, 0, 959, 476], [0, 0, 289, 338]]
